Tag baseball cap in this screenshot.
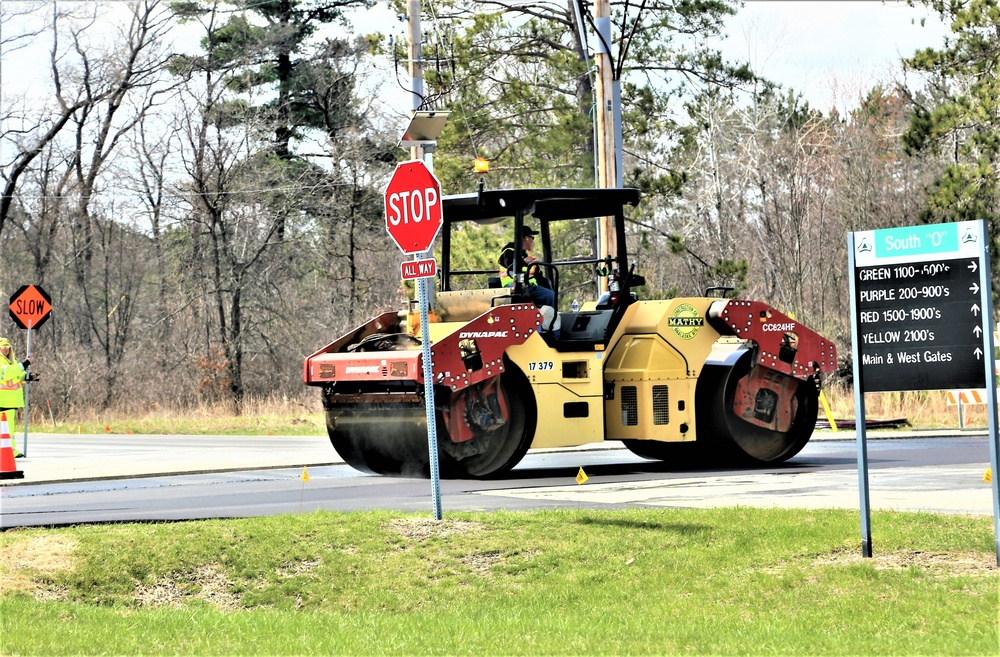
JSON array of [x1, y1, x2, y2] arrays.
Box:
[[522, 226, 539, 237]]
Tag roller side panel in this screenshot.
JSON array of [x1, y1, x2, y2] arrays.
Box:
[[505, 334, 608, 449]]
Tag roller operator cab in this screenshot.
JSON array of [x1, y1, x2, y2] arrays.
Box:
[[304, 187, 838, 478]]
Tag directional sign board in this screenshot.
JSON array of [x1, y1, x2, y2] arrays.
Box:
[[9, 284, 52, 330], [851, 221, 989, 392], [849, 220, 1000, 563]]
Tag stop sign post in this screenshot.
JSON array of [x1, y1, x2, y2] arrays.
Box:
[[385, 160, 443, 255], [384, 159, 444, 519]]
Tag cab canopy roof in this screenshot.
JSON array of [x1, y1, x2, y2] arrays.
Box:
[[442, 188, 641, 225]]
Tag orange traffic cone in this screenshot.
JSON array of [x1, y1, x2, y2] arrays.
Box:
[[0, 412, 23, 480]]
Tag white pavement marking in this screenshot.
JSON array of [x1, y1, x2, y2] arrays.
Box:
[[481, 465, 994, 515]]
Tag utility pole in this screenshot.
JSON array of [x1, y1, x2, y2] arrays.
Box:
[[593, 0, 621, 292], [402, 0, 446, 521], [408, 0, 424, 162]]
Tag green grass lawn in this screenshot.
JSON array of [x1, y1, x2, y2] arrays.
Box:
[[1, 508, 997, 655]]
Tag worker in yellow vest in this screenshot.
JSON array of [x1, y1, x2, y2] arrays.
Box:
[[0, 337, 38, 458], [498, 227, 560, 337]]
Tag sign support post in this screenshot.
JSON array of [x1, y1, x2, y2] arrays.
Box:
[[416, 256, 441, 520], [978, 238, 1000, 565], [847, 233, 873, 557], [23, 321, 32, 457], [384, 158, 444, 520], [8, 285, 52, 459]]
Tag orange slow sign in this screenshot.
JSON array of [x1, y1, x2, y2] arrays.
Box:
[[8, 285, 52, 330]]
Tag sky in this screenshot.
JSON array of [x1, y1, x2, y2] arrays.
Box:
[[358, 0, 956, 119], [0, 1, 957, 123], [716, 0, 952, 114]]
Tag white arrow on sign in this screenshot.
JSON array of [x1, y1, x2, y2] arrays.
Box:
[[968, 260, 978, 273], [972, 303, 981, 315], [974, 325, 983, 337], [975, 347, 984, 360], [970, 282, 980, 294]]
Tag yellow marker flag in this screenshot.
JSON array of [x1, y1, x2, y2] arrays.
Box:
[[819, 390, 838, 432], [984, 467, 992, 483], [576, 467, 588, 485], [301, 466, 310, 483]]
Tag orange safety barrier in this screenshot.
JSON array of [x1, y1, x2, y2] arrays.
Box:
[[946, 389, 990, 406], [0, 411, 23, 480]]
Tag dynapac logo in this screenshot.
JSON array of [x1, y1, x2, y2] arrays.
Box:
[[344, 365, 381, 374], [459, 331, 509, 339], [762, 323, 796, 332]]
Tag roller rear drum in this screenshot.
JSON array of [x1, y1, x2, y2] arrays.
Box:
[[326, 363, 536, 479]]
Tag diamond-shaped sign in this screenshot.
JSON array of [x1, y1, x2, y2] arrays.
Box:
[[9, 285, 52, 330]]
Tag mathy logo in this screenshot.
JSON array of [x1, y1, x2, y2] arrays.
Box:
[[668, 303, 703, 340]]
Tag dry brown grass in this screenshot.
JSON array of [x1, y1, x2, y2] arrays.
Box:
[[50, 393, 319, 423], [812, 548, 998, 577], [386, 517, 489, 542], [134, 565, 241, 610], [0, 533, 76, 600], [822, 385, 987, 430], [20, 393, 327, 435], [19, 386, 992, 434]]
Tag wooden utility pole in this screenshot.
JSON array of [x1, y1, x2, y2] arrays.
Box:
[[593, 0, 618, 290], [408, 0, 424, 162]]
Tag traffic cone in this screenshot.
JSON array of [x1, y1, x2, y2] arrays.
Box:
[[0, 412, 24, 480]]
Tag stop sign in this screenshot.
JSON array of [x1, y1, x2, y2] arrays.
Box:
[[384, 160, 443, 255]]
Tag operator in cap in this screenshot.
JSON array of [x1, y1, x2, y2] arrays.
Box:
[[498, 227, 560, 337], [0, 337, 38, 458]]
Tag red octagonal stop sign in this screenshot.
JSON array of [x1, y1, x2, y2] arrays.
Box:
[[384, 160, 443, 255]]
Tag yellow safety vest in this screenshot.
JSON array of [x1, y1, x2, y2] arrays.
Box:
[[0, 359, 25, 409], [498, 245, 539, 287]]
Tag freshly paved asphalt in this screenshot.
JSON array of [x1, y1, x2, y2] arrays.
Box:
[[0, 429, 996, 518]]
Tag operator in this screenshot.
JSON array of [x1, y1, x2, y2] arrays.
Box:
[[0, 337, 37, 458], [498, 227, 560, 337], [498, 227, 554, 306]]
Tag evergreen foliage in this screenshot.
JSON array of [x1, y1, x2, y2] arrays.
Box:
[[904, 0, 1000, 303]]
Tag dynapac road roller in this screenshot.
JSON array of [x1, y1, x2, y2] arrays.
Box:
[[304, 187, 838, 477]]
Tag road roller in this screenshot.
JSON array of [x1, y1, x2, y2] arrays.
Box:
[[303, 187, 838, 478]]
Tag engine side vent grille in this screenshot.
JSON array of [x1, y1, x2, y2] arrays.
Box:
[[652, 385, 669, 425], [621, 386, 638, 426]]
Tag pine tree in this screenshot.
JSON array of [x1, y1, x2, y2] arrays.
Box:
[[903, 0, 1000, 302]]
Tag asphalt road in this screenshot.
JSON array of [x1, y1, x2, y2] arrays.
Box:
[[0, 433, 995, 528]]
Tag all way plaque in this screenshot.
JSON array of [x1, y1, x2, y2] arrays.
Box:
[[851, 222, 988, 392]]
